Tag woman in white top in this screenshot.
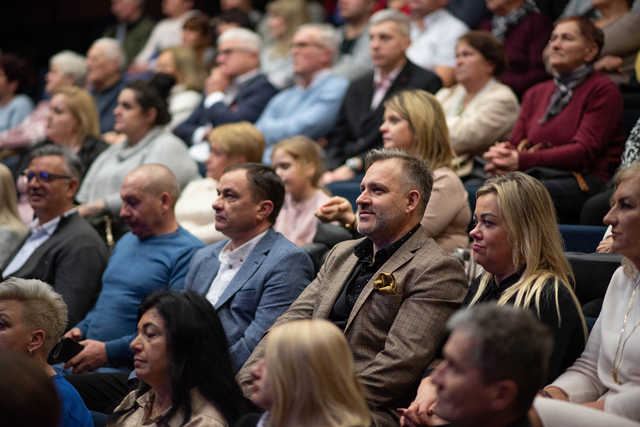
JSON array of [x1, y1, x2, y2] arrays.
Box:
[[436, 31, 519, 176], [544, 162, 640, 422]]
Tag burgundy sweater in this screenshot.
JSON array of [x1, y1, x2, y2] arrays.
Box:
[[510, 72, 626, 182], [481, 12, 552, 97]]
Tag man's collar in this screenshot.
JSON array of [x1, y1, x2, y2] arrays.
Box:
[[374, 62, 404, 86], [354, 224, 421, 263], [232, 68, 260, 86], [221, 229, 269, 262], [31, 207, 76, 232], [295, 68, 332, 89]]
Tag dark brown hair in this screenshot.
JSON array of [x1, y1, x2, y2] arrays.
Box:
[[458, 31, 507, 76]]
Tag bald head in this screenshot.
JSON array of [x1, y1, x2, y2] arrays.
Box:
[[129, 164, 180, 207], [120, 164, 179, 238]]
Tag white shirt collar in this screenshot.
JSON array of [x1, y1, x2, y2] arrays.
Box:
[[219, 229, 269, 265]]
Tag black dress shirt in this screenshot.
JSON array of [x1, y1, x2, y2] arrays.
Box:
[[329, 224, 420, 329]]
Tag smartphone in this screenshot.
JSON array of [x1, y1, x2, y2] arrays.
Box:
[[48, 338, 84, 364]]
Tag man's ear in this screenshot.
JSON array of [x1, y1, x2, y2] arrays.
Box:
[[67, 177, 80, 200], [406, 189, 421, 213], [488, 379, 519, 412], [257, 200, 275, 222], [27, 329, 46, 355], [159, 191, 172, 214]]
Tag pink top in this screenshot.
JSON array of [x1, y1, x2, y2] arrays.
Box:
[[274, 189, 330, 247]]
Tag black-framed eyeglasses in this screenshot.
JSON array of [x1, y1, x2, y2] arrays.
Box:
[[21, 170, 72, 183]]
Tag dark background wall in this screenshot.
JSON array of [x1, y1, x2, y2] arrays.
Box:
[[0, 0, 219, 95]]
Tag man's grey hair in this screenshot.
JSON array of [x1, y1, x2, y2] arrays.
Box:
[[297, 23, 340, 63], [29, 145, 84, 181], [218, 27, 263, 53], [90, 38, 126, 69], [0, 278, 68, 356], [369, 9, 411, 37], [365, 148, 433, 217], [49, 50, 87, 86], [447, 303, 553, 414]]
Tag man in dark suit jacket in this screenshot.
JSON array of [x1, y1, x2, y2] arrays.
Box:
[[174, 28, 277, 145], [323, 9, 442, 181], [1, 145, 108, 327], [185, 164, 314, 371]]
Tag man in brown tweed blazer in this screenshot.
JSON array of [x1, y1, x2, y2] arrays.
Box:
[[237, 149, 467, 426]]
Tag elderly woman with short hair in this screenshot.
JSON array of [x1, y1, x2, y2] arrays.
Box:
[[483, 16, 627, 224], [0, 277, 93, 427], [0, 50, 86, 149], [436, 31, 519, 176]]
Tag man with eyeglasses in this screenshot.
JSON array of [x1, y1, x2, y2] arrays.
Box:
[[1, 145, 108, 327], [256, 24, 350, 162], [174, 28, 277, 152]]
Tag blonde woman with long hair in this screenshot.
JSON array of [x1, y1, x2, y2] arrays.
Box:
[[247, 319, 371, 427], [0, 164, 27, 266], [400, 172, 588, 426], [467, 172, 587, 379]]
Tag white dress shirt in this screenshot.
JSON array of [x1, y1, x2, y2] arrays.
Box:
[[406, 9, 468, 71], [2, 209, 76, 278], [205, 230, 268, 306]]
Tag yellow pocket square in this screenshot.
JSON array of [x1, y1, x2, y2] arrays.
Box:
[[373, 272, 398, 295]]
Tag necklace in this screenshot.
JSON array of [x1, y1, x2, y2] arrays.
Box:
[[612, 277, 640, 384]]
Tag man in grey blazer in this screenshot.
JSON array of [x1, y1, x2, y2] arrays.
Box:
[[184, 163, 314, 371], [2, 145, 108, 327], [238, 150, 467, 427]]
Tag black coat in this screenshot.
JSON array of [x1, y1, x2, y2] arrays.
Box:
[[324, 60, 442, 170]]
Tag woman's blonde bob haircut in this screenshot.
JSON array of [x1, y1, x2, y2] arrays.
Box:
[[51, 85, 100, 143], [208, 122, 265, 164], [612, 161, 640, 277], [470, 172, 587, 338], [271, 135, 325, 187], [383, 89, 454, 170], [265, 319, 371, 427], [159, 46, 205, 92], [0, 164, 26, 234]]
